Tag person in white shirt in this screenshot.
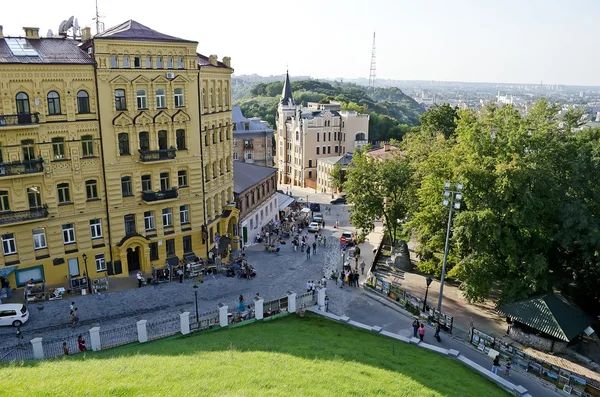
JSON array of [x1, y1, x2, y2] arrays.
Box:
[[306, 280, 311, 292], [136, 271, 144, 288]]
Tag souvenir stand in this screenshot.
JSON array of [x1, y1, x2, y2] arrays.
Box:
[[25, 284, 46, 302], [47, 287, 65, 301], [91, 277, 109, 294], [153, 259, 175, 284], [182, 253, 202, 278]]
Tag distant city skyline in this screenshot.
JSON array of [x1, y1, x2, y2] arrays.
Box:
[[2, 0, 599, 86]]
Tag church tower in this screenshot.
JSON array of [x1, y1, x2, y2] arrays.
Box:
[[276, 71, 297, 184]]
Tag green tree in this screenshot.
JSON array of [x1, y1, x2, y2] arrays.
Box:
[[329, 164, 345, 191], [345, 148, 415, 246], [419, 104, 458, 138]]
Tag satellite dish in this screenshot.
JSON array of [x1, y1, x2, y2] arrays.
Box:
[[66, 16, 75, 31], [59, 20, 67, 33], [74, 18, 79, 32], [46, 29, 54, 38]]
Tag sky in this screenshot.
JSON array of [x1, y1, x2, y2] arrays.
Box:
[[1, 0, 599, 86]]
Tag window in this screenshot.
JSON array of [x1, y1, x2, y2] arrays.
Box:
[[22, 139, 35, 161], [224, 87, 229, 107], [52, 137, 65, 159], [162, 208, 173, 227], [121, 176, 133, 197], [110, 55, 118, 68], [77, 91, 90, 114], [156, 57, 163, 68], [233, 152, 238, 160], [178, 170, 188, 187], [202, 88, 207, 109], [27, 187, 41, 209], [146, 56, 152, 68], [245, 152, 253, 160], [115, 89, 127, 110], [85, 180, 98, 200], [144, 210, 155, 231], [183, 235, 192, 253], [141, 175, 152, 192], [62, 223, 75, 244], [57, 183, 71, 203], [158, 130, 168, 150], [124, 214, 136, 235], [90, 219, 102, 239], [180, 204, 189, 224], [81, 135, 94, 157], [95, 253, 106, 272], [166, 239, 175, 257], [16, 92, 30, 115], [2, 233, 16, 255], [177, 57, 184, 69], [204, 165, 210, 181], [316, 147, 319, 155], [139, 132, 149, 151], [155, 88, 166, 108], [309, 171, 312, 178], [47, 91, 61, 115], [335, 145, 338, 153], [32, 228, 47, 250], [122, 56, 130, 68], [149, 242, 159, 260], [317, 133, 320, 142], [328, 146, 331, 154], [209, 88, 214, 108], [118, 133, 130, 155], [174, 88, 184, 107], [136, 89, 147, 109], [167, 57, 173, 69], [309, 159, 312, 168], [322, 146, 326, 155], [160, 172, 170, 191], [212, 162, 217, 178], [176, 129, 186, 150], [134, 56, 141, 68], [0, 191, 9, 212], [216, 88, 221, 107]]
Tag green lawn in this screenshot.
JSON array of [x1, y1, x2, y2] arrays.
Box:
[[1, 314, 509, 397]]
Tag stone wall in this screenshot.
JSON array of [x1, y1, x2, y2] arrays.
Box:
[[509, 327, 567, 353]]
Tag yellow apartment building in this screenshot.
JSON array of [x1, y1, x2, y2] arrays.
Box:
[[0, 21, 239, 289]]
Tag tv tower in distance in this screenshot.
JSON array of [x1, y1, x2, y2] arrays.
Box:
[[369, 32, 376, 88]]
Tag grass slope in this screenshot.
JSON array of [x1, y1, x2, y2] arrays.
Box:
[[1, 314, 509, 397]]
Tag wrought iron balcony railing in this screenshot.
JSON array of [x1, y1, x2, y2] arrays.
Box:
[[139, 148, 176, 162], [0, 158, 44, 177], [0, 205, 49, 225], [0, 113, 40, 127], [142, 189, 178, 202]]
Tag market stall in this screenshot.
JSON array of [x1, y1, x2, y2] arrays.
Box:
[[25, 283, 45, 302], [91, 277, 109, 294]]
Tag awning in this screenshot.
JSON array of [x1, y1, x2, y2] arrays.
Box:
[[277, 192, 295, 211], [0, 266, 17, 278], [184, 252, 196, 262], [301, 207, 311, 213], [166, 256, 179, 266], [222, 209, 232, 218]]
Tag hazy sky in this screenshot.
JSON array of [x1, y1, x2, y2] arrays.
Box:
[[2, 0, 598, 86]]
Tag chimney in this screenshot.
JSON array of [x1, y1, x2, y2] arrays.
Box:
[[81, 27, 92, 42], [222, 56, 231, 68], [384, 143, 391, 152], [208, 54, 218, 66], [0, 26, 4, 39], [23, 27, 40, 39]]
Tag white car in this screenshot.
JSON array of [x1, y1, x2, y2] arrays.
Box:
[[0, 303, 29, 327], [313, 213, 323, 223], [308, 222, 320, 233]]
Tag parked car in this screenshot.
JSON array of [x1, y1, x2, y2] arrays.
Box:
[[308, 222, 321, 233], [330, 197, 346, 204], [309, 203, 321, 212], [0, 303, 29, 327], [341, 231, 356, 247], [313, 213, 323, 223]]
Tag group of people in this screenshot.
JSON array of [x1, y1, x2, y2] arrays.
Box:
[[69, 301, 79, 328], [61, 335, 87, 355], [333, 269, 361, 288], [412, 319, 442, 342], [491, 355, 512, 376]]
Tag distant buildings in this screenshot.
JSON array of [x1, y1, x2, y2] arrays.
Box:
[[275, 72, 369, 188], [316, 153, 353, 195], [231, 106, 273, 166]]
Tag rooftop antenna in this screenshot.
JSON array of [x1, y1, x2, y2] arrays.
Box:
[[93, 0, 105, 34], [369, 32, 376, 88]]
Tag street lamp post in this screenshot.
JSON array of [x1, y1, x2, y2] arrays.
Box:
[[423, 276, 433, 312], [193, 284, 199, 328], [82, 253, 90, 293], [437, 182, 463, 313]]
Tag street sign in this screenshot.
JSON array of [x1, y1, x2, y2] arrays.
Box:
[[340, 236, 347, 243], [340, 243, 346, 250]]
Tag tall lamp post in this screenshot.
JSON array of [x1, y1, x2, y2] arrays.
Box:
[[193, 284, 199, 328], [437, 182, 463, 313], [81, 253, 91, 293], [423, 276, 433, 312]]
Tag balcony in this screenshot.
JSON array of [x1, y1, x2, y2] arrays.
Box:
[[139, 148, 176, 162], [0, 158, 44, 178], [244, 143, 254, 150], [0, 205, 49, 225], [142, 189, 178, 203], [0, 113, 40, 128]]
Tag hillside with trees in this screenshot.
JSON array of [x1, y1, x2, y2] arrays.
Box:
[[232, 79, 424, 142]]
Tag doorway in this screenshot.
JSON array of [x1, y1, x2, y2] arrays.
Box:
[[127, 247, 141, 272]]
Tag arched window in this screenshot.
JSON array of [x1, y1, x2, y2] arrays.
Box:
[[118, 133, 130, 155], [139, 132, 149, 151], [216, 88, 221, 107], [202, 88, 207, 109], [224, 86, 229, 107], [77, 91, 90, 114], [355, 132, 366, 141], [47, 91, 61, 115], [209, 88, 214, 108], [16, 92, 30, 115], [157, 130, 167, 150]]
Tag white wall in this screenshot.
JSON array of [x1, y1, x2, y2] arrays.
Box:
[[240, 195, 279, 245]]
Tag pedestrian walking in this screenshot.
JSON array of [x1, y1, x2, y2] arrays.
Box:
[[412, 320, 419, 338], [332, 270, 339, 285], [238, 295, 245, 313], [340, 270, 345, 288], [418, 324, 425, 341], [312, 241, 317, 254], [434, 323, 441, 342], [62, 342, 69, 355], [306, 246, 311, 259], [71, 308, 79, 328], [78, 335, 87, 352], [16, 326, 24, 347], [306, 280, 311, 293], [137, 271, 144, 288], [354, 256, 359, 271], [321, 276, 327, 288], [504, 358, 512, 377], [69, 301, 75, 315], [177, 268, 184, 283], [360, 260, 366, 275], [491, 355, 500, 375]]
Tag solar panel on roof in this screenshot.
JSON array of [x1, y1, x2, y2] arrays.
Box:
[[6, 38, 39, 57]]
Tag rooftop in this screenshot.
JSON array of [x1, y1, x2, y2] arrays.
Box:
[[318, 153, 353, 166], [232, 106, 273, 133], [367, 144, 402, 159], [233, 161, 277, 193], [95, 20, 196, 43], [197, 53, 231, 69], [0, 37, 94, 64]]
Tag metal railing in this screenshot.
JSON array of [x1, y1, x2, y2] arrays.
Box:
[[190, 309, 220, 331], [0, 205, 48, 225], [100, 324, 139, 349], [43, 336, 80, 359], [296, 291, 317, 309], [141, 189, 178, 202], [146, 316, 180, 341], [0, 112, 40, 127], [0, 158, 44, 177], [0, 344, 35, 363], [139, 148, 176, 162]]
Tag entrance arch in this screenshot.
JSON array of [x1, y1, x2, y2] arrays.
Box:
[[118, 235, 151, 275], [126, 247, 141, 272]]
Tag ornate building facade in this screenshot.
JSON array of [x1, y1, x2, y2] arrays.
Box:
[[0, 21, 238, 288]]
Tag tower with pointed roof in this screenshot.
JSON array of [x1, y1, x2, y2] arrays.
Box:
[[275, 71, 297, 184]]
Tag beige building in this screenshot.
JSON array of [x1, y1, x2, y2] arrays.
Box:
[[275, 72, 369, 188], [231, 106, 273, 166], [316, 153, 353, 194]]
